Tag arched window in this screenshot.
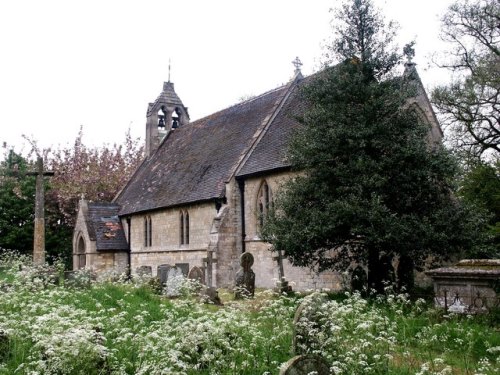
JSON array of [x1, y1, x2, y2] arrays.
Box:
[[77, 235, 86, 269], [180, 211, 184, 245], [257, 181, 272, 229], [180, 210, 190, 245], [185, 212, 190, 245], [144, 216, 152, 247]]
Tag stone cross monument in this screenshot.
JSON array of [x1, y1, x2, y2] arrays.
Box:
[[27, 156, 54, 265]]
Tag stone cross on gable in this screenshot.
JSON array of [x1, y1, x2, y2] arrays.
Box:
[[203, 250, 217, 287], [292, 56, 303, 74], [26, 156, 54, 265]]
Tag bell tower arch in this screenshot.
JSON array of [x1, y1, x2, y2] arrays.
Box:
[[145, 81, 190, 157]]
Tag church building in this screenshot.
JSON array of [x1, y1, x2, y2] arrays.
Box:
[[72, 60, 442, 290]]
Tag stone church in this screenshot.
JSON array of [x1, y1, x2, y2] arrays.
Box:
[[72, 60, 442, 291]]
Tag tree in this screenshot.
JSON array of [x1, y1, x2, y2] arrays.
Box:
[[0, 130, 144, 264], [48, 128, 144, 227], [0, 150, 35, 253], [432, 0, 499, 161], [262, 0, 483, 292], [459, 160, 500, 257]]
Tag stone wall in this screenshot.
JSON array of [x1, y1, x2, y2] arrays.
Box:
[[127, 201, 216, 278], [243, 173, 343, 291]]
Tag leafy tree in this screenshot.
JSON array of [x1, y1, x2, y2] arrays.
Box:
[[0, 130, 143, 263], [48, 128, 144, 227], [0, 150, 35, 253], [262, 0, 484, 292], [432, 0, 499, 161], [459, 160, 500, 257]]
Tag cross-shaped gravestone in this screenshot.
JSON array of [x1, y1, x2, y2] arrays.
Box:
[[203, 250, 217, 287], [26, 156, 54, 265], [273, 247, 292, 293]]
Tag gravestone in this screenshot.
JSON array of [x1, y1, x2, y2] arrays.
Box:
[[165, 266, 184, 297], [292, 292, 329, 355], [175, 263, 189, 277], [136, 266, 152, 277], [234, 252, 255, 299], [200, 286, 223, 306], [188, 266, 205, 285], [426, 259, 500, 314], [350, 266, 367, 293], [157, 264, 171, 285], [279, 354, 330, 375]]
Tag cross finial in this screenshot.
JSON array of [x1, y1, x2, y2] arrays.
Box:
[[292, 56, 303, 74], [168, 58, 171, 82]]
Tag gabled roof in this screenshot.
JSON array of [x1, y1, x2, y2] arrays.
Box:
[[236, 80, 307, 177], [115, 82, 299, 216], [87, 202, 128, 250], [147, 82, 186, 116]]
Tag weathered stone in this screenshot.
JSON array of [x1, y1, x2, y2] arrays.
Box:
[[235, 252, 255, 299], [175, 263, 189, 277], [157, 264, 171, 285], [188, 266, 205, 285], [426, 259, 500, 313], [136, 265, 152, 277], [165, 266, 184, 297], [200, 286, 223, 305], [293, 293, 329, 355], [280, 354, 330, 375]]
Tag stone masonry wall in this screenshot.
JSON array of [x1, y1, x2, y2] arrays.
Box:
[[128, 201, 216, 277], [243, 173, 343, 291]]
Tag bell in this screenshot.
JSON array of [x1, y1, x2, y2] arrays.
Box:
[[172, 117, 179, 129], [158, 115, 165, 128]]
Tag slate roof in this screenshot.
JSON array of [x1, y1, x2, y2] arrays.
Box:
[[115, 82, 299, 216], [147, 82, 186, 116], [86, 202, 128, 250], [236, 82, 306, 177]]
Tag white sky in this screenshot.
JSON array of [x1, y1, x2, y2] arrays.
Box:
[[0, 0, 455, 154]]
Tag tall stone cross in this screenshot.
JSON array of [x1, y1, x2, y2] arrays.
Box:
[[26, 156, 54, 265], [203, 250, 217, 287]]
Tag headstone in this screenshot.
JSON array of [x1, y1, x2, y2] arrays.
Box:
[[350, 266, 367, 293], [157, 264, 171, 285], [292, 293, 329, 355], [200, 286, 223, 306], [165, 266, 184, 297], [188, 266, 205, 284], [175, 263, 189, 277], [234, 252, 255, 299], [279, 354, 330, 375], [203, 250, 217, 287], [136, 265, 152, 277]]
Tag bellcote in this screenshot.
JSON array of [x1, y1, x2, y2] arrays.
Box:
[[145, 81, 190, 157]]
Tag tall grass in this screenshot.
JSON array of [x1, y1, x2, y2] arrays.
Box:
[[0, 252, 498, 374]]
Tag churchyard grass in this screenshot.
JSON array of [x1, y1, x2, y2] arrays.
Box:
[[0, 253, 498, 375]]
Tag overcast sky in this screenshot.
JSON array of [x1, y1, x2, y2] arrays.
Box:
[[0, 0, 455, 155]]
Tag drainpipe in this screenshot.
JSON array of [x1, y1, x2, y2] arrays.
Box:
[[237, 179, 246, 253], [126, 217, 132, 278]]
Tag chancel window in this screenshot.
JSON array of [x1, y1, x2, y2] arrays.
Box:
[[180, 210, 190, 245], [257, 181, 272, 229], [144, 216, 152, 247]]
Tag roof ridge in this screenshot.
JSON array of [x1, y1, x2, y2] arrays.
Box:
[[187, 83, 289, 126]]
